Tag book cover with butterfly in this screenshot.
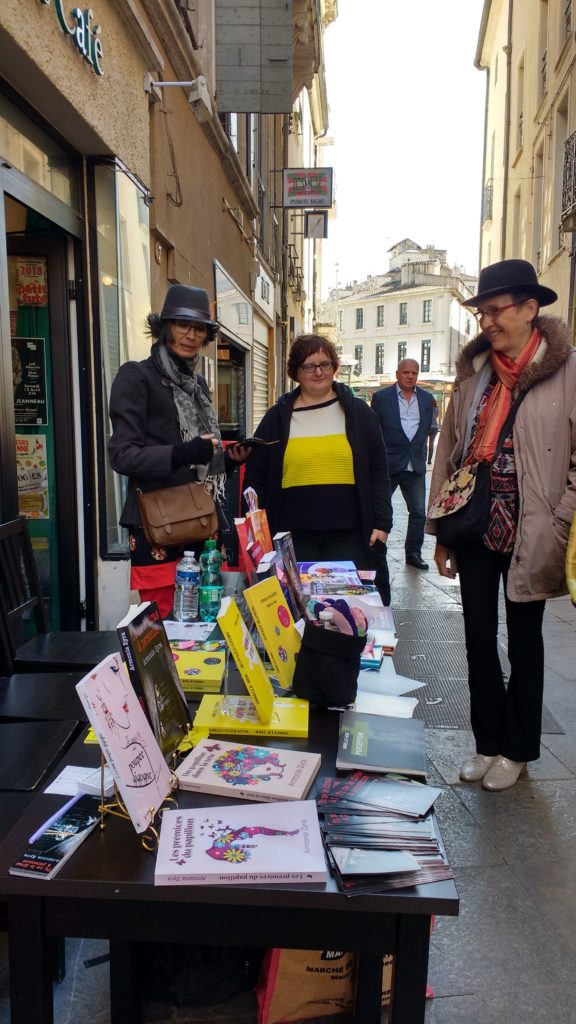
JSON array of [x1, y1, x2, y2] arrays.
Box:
[[176, 737, 320, 803]]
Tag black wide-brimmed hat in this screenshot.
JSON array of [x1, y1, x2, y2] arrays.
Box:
[[159, 285, 218, 329], [463, 259, 557, 308]]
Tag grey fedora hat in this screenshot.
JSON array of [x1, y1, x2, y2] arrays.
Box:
[[463, 259, 557, 308], [159, 284, 218, 329]]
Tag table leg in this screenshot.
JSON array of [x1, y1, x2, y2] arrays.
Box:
[[110, 940, 141, 1024], [354, 952, 383, 1024], [390, 914, 431, 1023], [8, 895, 53, 1024]]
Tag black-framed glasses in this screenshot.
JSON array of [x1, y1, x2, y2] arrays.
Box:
[[299, 360, 334, 374], [472, 301, 521, 325], [171, 319, 207, 333]]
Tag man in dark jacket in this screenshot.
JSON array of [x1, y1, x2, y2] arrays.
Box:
[[371, 359, 434, 569]]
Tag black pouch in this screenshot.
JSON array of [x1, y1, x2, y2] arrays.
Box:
[[293, 622, 367, 708]]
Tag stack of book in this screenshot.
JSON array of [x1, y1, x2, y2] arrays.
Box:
[[317, 772, 452, 895]]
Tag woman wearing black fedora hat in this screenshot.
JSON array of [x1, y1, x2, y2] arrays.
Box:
[[108, 284, 250, 617], [427, 259, 576, 791]]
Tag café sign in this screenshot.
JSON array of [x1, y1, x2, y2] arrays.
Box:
[[38, 0, 104, 76]]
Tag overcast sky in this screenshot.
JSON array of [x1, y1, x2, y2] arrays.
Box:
[[320, 0, 487, 298]]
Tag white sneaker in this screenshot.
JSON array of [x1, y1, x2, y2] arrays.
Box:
[[459, 754, 496, 783], [482, 756, 527, 791]]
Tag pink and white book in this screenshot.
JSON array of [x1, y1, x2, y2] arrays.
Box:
[[75, 653, 172, 834], [154, 800, 327, 885], [176, 738, 321, 803]]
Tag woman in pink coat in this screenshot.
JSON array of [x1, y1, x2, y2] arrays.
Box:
[[428, 260, 576, 791]]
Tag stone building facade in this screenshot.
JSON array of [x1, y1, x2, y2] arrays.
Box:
[[0, 0, 335, 628]]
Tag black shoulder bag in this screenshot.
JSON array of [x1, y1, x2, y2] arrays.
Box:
[[430, 391, 527, 551]]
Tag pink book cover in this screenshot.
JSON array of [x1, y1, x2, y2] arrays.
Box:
[[154, 800, 327, 885]]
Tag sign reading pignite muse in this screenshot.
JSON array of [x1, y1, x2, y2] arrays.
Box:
[[38, 0, 104, 76]]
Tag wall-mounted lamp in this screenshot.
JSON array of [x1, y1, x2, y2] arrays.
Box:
[[143, 73, 212, 123]]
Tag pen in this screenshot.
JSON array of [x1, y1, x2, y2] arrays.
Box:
[[28, 793, 82, 844]]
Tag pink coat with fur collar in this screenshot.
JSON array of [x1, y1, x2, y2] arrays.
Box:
[[427, 315, 576, 601]]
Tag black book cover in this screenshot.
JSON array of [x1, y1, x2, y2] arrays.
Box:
[[336, 712, 427, 778], [117, 601, 189, 758]]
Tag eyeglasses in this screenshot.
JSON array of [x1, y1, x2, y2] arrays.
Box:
[[472, 301, 520, 325], [172, 320, 207, 333], [299, 360, 334, 374]]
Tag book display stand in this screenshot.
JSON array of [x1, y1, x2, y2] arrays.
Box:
[[94, 749, 179, 853]]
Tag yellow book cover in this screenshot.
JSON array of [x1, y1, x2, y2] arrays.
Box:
[[192, 695, 309, 738], [171, 647, 226, 694], [217, 597, 275, 722], [244, 576, 302, 689]]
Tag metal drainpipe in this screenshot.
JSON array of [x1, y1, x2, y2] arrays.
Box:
[[501, 0, 514, 259], [281, 113, 290, 393], [568, 232, 576, 335]]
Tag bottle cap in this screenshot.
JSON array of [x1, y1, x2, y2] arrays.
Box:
[[318, 610, 333, 622], [205, 539, 217, 550]]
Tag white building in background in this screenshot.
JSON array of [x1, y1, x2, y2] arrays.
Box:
[[319, 239, 477, 401]]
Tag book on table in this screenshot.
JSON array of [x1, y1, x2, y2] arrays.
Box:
[[9, 793, 101, 880], [272, 531, 308, 620], [215, 596, 309, 737], [170, 645, 226, 694], [297, 560, 365, 594], [116, 601, 190, 757], [243, 575, 302, 690], [154, 799, 327, 885], [176, 737, 321, 802], [192, 694, 309, 738], [75, 653, 173, 834], [336, 710, 427, 778]]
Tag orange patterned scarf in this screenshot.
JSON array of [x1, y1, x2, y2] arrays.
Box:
[[467, 327, 541, 463]]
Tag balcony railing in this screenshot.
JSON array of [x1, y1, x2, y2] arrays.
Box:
[[482, 179, 493, 225], [541, 49, 547, 97], [562, 131, 576, 229]]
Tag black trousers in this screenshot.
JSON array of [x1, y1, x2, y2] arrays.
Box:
[[457, 543, 545, 762]]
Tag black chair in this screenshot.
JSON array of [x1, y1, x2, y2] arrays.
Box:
[[0, 516, 119, 674]]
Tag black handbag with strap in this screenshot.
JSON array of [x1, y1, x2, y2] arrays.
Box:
[[431, 392, 527, 551]]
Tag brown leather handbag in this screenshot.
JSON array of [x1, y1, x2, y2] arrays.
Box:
[[136, 481, 218, 547]]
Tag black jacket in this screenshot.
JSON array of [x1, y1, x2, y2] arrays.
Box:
[[371, 384, 434, 475], [243, 382, 392, 600], [108, 356, 219, 527]]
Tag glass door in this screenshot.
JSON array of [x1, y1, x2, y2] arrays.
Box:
[[6, 198, 79, 629]]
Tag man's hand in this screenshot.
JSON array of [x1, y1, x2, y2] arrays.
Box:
[[434, 541, 456, 578], [369, 529, 389, 546]]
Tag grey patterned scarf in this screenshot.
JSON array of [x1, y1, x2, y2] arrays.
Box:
[[152, 340, 226, 500]]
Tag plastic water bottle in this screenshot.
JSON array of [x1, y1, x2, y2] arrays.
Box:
[[199, 539, 223, 621], [173, 551, 200, 621], [199, 538, 223, 588]]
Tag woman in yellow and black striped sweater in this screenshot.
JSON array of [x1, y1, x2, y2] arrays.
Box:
[[243, 335, 392, 604]]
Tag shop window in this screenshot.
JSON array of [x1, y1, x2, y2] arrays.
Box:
[[92, 161, 151, 556]]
